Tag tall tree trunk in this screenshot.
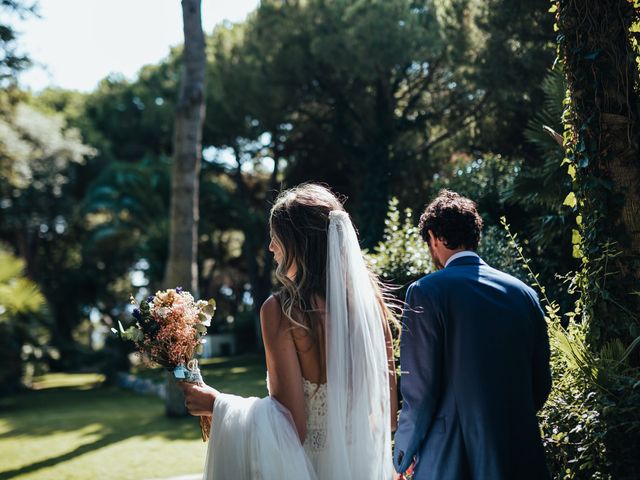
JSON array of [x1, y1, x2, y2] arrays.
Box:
[[163, 0, 206, 417], [557, 0, 640, 347]]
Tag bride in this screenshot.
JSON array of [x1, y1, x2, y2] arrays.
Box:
[[180, 183, 398, 479]]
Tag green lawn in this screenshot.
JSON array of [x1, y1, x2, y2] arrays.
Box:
[[0, 355, 267, 480]]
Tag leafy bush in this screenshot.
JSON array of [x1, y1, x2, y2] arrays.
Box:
[[0, 245, 49, 393], [477, 225, 528, 280], [504, 220, 640, 480], [367, 197, 432, 288]]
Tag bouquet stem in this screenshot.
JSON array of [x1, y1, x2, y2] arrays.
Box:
[[199, 416, 212, 442]]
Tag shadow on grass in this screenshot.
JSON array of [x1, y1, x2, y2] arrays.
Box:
[[0, 415, 196, 480]]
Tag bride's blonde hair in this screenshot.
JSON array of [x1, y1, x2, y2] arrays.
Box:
[[269, 183, 395, 341]]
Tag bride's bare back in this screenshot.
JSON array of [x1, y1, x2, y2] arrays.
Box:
[[291, 298, 327, 385], [260, 295, 325, 442]]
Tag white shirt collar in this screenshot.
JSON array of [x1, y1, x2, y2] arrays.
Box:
[[445, 250, 479, 268]]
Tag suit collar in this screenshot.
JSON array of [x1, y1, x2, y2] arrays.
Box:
[[445, 250, 479, 267], [445, 252, 484, 268]]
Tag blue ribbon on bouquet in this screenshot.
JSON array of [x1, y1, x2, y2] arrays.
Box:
[[173, 359, 203, 383]]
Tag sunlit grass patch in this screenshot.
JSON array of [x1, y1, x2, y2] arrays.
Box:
[[0, 355, 266, 480]]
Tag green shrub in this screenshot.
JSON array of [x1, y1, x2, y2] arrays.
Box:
[[0, 245, 49, 393], [504, 220, 640, 480], [367, 197, 433, 287]]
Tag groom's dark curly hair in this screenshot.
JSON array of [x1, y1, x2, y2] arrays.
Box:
[[419, 190, 484, 250]]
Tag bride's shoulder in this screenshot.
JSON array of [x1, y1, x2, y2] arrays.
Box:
[[261, 294, 282, 313], [260, 295, 297, 356], [260, 295, 285, 330]]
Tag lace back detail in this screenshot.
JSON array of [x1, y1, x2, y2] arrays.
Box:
[[302, 378, 327, 452]]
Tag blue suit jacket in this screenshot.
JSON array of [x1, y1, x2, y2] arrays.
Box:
[[393, 255, 551, 480]]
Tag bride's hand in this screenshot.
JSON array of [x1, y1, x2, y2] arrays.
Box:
[[178, 382, 219, 416]]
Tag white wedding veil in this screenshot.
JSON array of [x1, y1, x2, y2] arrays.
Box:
[[321, 210, 393, 479], [203, 209, 392, 480]]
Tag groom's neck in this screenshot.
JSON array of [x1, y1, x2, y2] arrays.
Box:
[[439, 247, 469, 269]]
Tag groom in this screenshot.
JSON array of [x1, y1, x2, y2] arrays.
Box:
[[393, 190, 552, 480]]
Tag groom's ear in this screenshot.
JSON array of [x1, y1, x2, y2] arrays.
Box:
[[427, 230, 438, 247]]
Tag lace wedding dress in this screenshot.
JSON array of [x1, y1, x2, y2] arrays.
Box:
[[302, 378, 328, 471], [202, 211, 393, 480]]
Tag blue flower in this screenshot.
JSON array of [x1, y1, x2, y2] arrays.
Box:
[[175, 286, 184, 293], [146, 295, 155, 303], [132, 308, 141, 319]]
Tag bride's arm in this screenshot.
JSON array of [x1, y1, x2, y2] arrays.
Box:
[[260, 295, 307, 443], [384, 319, 399, 432]]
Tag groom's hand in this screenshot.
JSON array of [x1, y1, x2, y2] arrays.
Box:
[[178, 382, 218, 416], [395, 460, 415, 480]]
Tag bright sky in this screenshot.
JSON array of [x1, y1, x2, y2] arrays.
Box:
[[16, 0, 260, 92]]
